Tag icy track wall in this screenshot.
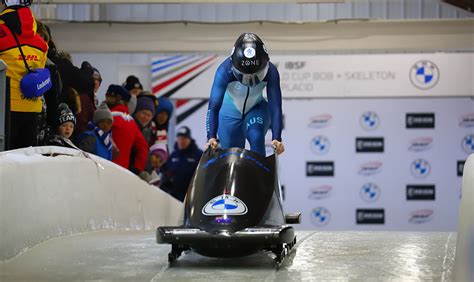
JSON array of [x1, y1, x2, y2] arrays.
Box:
[[0, 146, 183, 262]]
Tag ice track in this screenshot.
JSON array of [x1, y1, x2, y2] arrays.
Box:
[[0, 230, 456, 281]]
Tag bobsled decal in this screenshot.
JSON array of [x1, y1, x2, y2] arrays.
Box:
[[202, 194, 248, 216], [202, 151, 270, 173]]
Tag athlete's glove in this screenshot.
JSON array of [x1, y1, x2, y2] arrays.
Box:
[[205, 138, 219, 150], [272, 140, 285, 155]]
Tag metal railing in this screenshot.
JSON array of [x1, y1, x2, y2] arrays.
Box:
[[0, 60, 7, 152]]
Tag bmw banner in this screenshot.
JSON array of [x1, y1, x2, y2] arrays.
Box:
[[160, 53, 473, 99], [152, 52, 473, 231]]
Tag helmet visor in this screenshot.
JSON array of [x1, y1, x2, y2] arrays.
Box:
[[232, 64, 269, 87]]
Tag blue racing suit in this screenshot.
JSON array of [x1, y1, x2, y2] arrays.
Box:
[[206, 58, 283, 156]]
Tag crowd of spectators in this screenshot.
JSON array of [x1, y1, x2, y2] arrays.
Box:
[[0, 2, 202, 201]]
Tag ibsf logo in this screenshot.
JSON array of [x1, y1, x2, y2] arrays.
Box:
[[409, 209, 434, 224], [309, 114, 332, 129], [409, 60, 440, 90], [308, 185, 333, 200], [462, 134, 474, 154], [311, 135, 330, 155], [408, 137, 433, 152], [358, 161, 383, 176], [311, 207, 331, 226], [285, 61, 306, 70], [360, 111, 380, 131], [410, 159, 431, 178], [360, 183, 381, 203], [459, 113, 474, 128]]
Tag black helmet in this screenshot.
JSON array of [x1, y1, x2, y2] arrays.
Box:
[[231, 33, 270, 87]]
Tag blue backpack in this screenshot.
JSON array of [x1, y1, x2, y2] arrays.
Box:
[[8, 26, 52, 98]]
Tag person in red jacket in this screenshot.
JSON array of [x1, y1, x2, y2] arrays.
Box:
[[104, 84, 148, 176]]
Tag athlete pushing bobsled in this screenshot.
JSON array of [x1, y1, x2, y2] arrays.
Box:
[[205, 33, 284, 156], [157, 34, 300, 263]]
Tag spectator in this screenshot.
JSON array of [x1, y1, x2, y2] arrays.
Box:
[[160, 126, 203, 202], [73, 61, 96, 139], [36, 21, 62, 145], [128, 95, 137, 116], [0, 1, 49, 149], [123, 75, 143, 97], [148, 143, 168, 187], [133, 92, 157, 145], [45, 103, 77, 149], [152, 96, 174, 149], [104, 84, 149, 176], [76, 103, 114, 161], [130, 92, 158, 177], [54, 51, 81, 115], [92, 67, 102, 107]]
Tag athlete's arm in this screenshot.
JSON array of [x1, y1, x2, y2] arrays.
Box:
[[266, 63, 283, 142], [206, 59, 233, 141]]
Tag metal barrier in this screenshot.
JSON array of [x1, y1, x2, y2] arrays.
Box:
[[0, 60, 7, 152]]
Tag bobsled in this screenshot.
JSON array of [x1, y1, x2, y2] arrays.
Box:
[[156, 147, 301, 264]]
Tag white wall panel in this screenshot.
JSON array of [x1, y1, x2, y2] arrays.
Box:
[[35, 1, 472, 23], [369, 1, 387, 19], [318, 4, 336, 21], [353, 0, 370, 18]]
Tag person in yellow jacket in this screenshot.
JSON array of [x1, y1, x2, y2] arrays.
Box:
[[0, 0, 48, 149]]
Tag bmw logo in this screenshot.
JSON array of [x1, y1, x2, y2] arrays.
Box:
[[410, 60, 440, 90], [310, 135, 330, 155], [360, 111, 380, 131], [462, 134, 474, 154], [311, 207, 331, 226], [410, 159, 431, 178], [360, 183, 380, 203]]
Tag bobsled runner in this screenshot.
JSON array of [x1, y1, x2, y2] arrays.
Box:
[[157, 147, 301, 265]]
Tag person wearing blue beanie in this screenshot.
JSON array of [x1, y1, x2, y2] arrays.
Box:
[[155, 96, 174, 131]]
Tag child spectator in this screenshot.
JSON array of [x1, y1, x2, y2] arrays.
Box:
[[76, 103, 114, 161], [45, 103, 77, 149], [148, 143, 169, 186], [104, 84, 149, 177]]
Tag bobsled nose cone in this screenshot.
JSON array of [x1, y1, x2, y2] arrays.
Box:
[[215, 230, 232, 236]]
